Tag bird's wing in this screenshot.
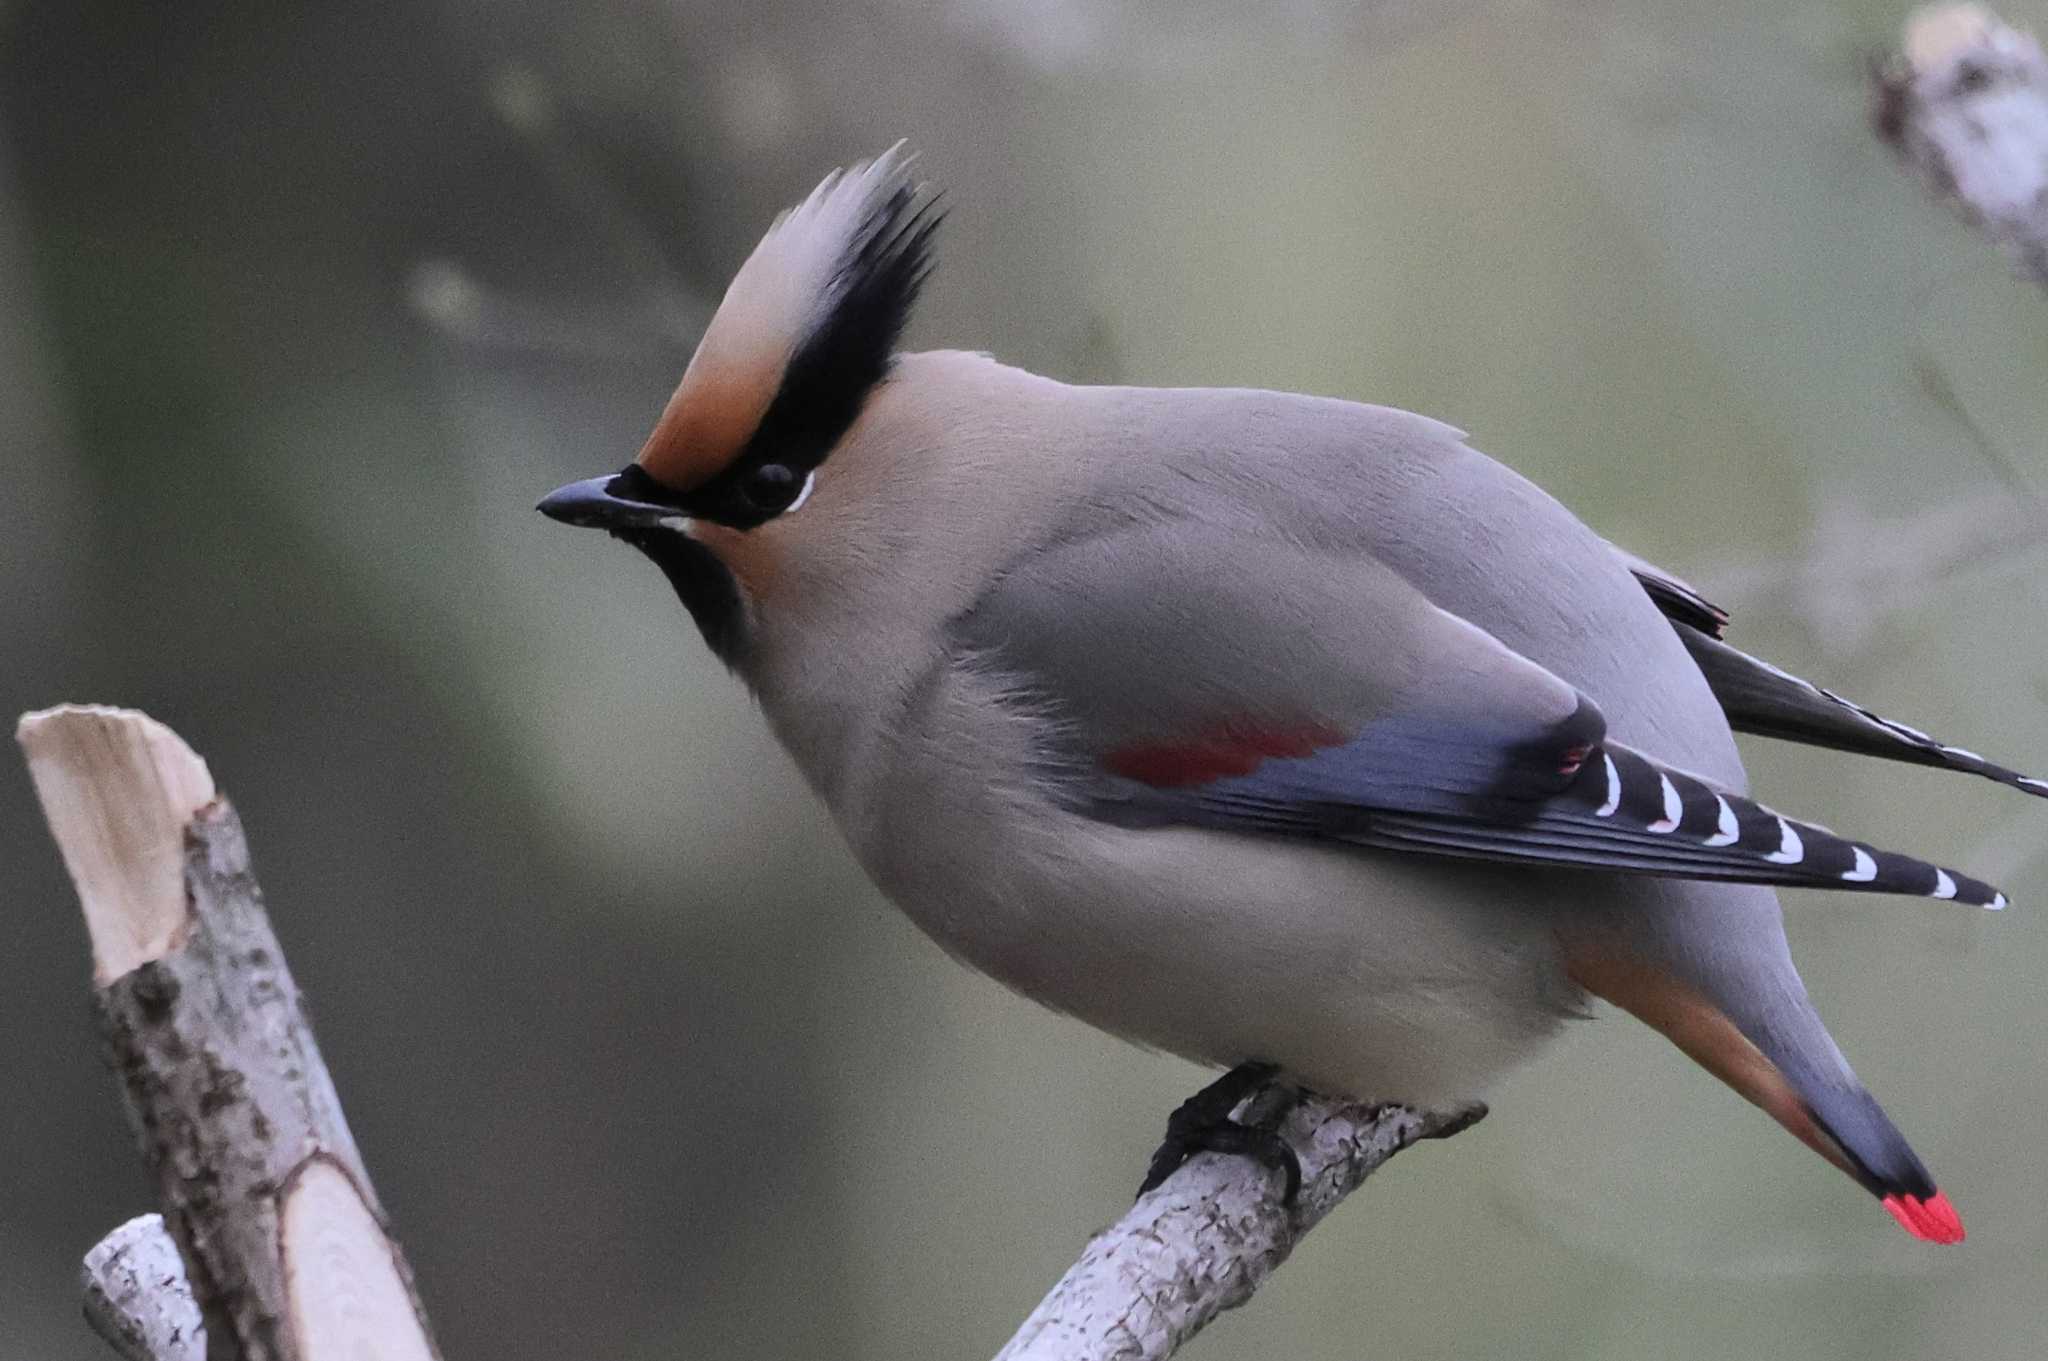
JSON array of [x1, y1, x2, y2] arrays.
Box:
[[1609, 543, 1730, 638], [1616, 544, 2047, 800], [952, 522, 2006, 907]]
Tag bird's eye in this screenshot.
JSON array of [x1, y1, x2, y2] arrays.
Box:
[[742, 462, 802, 513]]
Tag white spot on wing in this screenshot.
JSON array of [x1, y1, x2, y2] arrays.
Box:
[[1764, 819, 1804, 864], [1595, 754, 1621, 817], [1933, 869, 1958, 899], [2020, 777, 2048, 793], [1705, 796, 1740, 846], [1941, 746, 1983, 764], [1842, 846, 1878, 882], [1990, 892, 2008, 910], [1647, 774, 1682, 832]]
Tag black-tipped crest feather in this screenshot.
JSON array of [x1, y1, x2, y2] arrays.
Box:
[[753, 182, 944, 475], [644, 159, 943, 530]]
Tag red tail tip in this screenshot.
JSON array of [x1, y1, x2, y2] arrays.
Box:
[[1882, 1190, 1966, 1244]]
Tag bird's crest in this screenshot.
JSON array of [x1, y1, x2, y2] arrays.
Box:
[[636, 143, 941, 493]]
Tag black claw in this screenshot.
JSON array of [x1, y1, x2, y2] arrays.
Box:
[[1138, 1061, 1303, 1204], [1140, 1062, 1277, 1195], [1187, 1122, 1303, 1203]]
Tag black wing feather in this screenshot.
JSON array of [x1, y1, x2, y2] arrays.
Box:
[[1342, 741, 2004, 906], [1674, 621, 2048, 801], [1095, 716, 2009, 909], [1624, 555, 2048, 801], [1625, 557, 1729, 638]]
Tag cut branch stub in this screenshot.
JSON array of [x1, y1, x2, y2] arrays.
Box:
[[20, 705, 440, 1361], [19, 705, 216, 983], [279, 1158, 438, 1361]]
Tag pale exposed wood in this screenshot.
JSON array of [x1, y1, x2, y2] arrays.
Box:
[[994, 1092, 1482, 1361], [80, 1215, 205, 1361], [18, 705, 216, 983], [281, 1159, 439, 1361], [20, 706, 441, 1361]]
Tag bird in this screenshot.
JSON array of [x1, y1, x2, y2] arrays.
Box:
[[539, 144, 2041, 1245]]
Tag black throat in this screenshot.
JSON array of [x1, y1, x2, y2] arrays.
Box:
[[614, 527, 747, 665]]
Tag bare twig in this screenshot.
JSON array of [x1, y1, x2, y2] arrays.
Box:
[[80, 1216, 204, 1361], [994, 1092, 1483, 1361], [20, 704, 441, 1361], [1875, 3, 2048, 288]]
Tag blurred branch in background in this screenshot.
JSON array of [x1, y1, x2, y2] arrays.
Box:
[[485, 63, 708, 343], [19, 707, 441, 1361], [405, 64, 711, 361], [996, 1097, 1482, 1361], [1697, 487, 2037, 655], [1876, 3, 2048, 288]]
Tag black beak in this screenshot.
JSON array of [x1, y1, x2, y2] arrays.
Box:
[[536, 474, 682, 530]]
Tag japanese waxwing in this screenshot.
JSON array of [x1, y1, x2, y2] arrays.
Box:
[[541, 144, 2041, 1245]]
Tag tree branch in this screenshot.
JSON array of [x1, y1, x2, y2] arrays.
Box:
[[24, 704, 1479, 1361], [19, 704, 442, 1361], [994, 1091, 1483, 1361], [80, 1215, 204, 1361], [1875, 3, 2048, 288]]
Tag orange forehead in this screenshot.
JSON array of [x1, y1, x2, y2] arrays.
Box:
[[632, 144, 925, 493], [634, 333, 786, 492]]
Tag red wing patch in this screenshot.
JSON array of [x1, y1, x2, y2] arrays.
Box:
[[1103, 723, 1348, 788]]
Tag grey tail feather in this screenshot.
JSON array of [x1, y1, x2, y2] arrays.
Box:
[[1800, 1084, 1939, 1200], [1736, 1004, 1940, 1201], [1672, 620, 2048, 802]]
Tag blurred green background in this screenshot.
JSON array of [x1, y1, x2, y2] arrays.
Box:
[[5, 1, 2046, 1357]]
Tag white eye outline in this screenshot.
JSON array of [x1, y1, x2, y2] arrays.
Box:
[[783, 470, 817, 515]]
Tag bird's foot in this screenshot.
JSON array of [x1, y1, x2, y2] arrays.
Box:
[[1138, 1061, 1303, 1204]]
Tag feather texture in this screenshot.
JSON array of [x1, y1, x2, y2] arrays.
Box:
[[635, 143, 932, 497], [950, 509, 2009, 911], [1101, 728, 2007, 909], [1624, 556, 2048, 799]]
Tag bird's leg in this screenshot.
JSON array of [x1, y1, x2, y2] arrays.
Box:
[[1138, 1061, 1303, 1203]]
